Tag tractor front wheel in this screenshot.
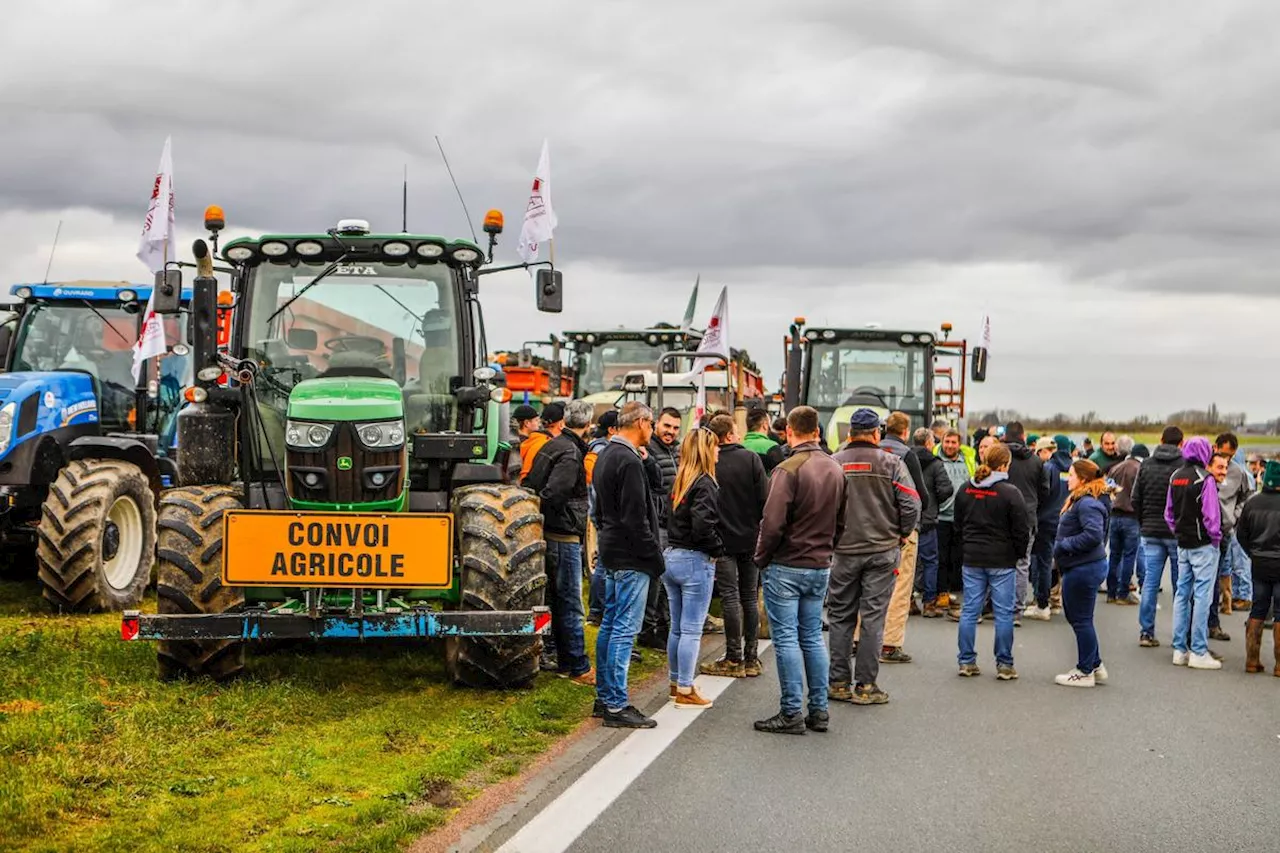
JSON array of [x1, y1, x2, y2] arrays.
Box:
[[37, 459, 156, 612], [446, 484, 546, 689], [154, 485, 245, 681]]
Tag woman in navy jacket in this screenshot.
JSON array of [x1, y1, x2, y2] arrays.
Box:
[[1053, 460, 1113, 687]]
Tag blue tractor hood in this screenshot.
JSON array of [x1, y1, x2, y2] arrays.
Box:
[[0, 371, 99, 461]]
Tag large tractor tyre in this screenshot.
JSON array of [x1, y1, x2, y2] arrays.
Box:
[[37, 459, 157, 612], [445, 485, 547, 689], [154, 486, 245, 682]]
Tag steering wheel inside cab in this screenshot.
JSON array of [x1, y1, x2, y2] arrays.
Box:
[[323, 334, 390, 371]]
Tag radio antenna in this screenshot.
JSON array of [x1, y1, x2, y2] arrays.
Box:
[[401, 164, 408, 233], [435, 136, 480, 244], [42, 219, 63, 284]]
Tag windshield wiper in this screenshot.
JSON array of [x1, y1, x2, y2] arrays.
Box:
[[266, 253, 350, 327], [374, 285, 425, 327], [80, 301, 133, 347]]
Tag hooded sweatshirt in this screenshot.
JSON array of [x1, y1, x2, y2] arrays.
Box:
[[1004, 440, 1048, 524], [936, 448, 971, 524], [1037, 450, 1073, 532], [953, 470, 1031, 569], [1165, 437, 1222, 548]]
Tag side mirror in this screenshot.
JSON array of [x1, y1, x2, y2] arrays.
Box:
[[286, 328, 318, 350], [153, 269, 183, 315], [535, 268, 562, 313], [970, 346, 988, 383]]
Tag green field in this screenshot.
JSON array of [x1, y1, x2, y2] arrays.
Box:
[[0, 580, 642, 853], [1032, 432, 1280, 453]]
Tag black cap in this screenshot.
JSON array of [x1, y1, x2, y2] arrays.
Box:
[[597, 410, 618, 430], [541, 402, 566, 424], [512, 404, 539, 423]]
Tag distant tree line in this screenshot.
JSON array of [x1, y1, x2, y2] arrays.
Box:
[[969, 405, 1278, 436]]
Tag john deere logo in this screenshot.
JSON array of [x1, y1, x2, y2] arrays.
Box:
[[337, 456, 353, 470], [472, 444, 484, 456]]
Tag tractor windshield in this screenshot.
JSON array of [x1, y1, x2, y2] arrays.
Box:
[[577, 339, 667, 396], [242, 262, 461, 467], [807, 340, 929, 417], [11, 301, 190, 432]]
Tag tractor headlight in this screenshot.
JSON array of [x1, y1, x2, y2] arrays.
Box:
[[225, 245, 256, 262], [0, 402, 15, 457], [451, 247, 480, 264], [285, 420, 335, 449], [355, 420, 405, 449]]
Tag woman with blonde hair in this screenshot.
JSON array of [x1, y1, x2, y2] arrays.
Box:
[[664, 427, 724, 708], [1053, 460, 1114, 687]]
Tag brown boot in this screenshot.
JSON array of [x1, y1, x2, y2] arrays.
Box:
[[1274, 624, 1280, 677], [1220, 578, 1233, 615], [1245, 619, 1265, 673]]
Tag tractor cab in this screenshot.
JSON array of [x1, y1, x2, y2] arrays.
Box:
[[784, 321, 978, 451], [564, 325, 701, 399]]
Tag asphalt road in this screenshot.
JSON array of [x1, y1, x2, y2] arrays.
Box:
[[550, 589, 1278, 853]]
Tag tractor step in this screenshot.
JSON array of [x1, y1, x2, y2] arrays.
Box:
[[122, 606, 550, 642]]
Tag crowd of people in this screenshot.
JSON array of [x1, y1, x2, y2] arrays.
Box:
[[510, 398, 1280, 734]]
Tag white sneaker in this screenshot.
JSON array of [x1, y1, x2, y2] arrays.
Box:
[[1023, 605, 1051, 621], [1055, 668, 1096, 687], [1172, 650, 1190, 666], [1125, 592, 1141, 605], [1188, 652, 1223, 670], [1093, 662, 1108, 683]]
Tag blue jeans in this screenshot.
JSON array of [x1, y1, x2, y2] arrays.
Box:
[[662, 548, 716, 687], [1062, 558, 1108, 672], [1228, 534, 1254, 601], [1139, 537, 1179, 636], [1106, 516, 1141, 599], [1030, 526, 1056, 609], [957, 567, 1016, 667], [762, 564, 830, 716], [918, 528, 940, 603], [544, 540, 590, 676], [595, 569, 651, 710], [1172, 545, 1218, 656]]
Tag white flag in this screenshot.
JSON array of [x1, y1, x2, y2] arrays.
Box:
[[136, 136, 176, 274], [516, 140, 556, 264], [979, 313, 991, 352], [695, 372, 708, 424], [133, 137, 175, 382], [692, 286, 730, 374]]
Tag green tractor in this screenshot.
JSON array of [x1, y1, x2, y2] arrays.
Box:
[[122, 208, 564, 688]]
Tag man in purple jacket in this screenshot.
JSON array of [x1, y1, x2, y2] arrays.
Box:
[[1165, 437, 1224, 670]]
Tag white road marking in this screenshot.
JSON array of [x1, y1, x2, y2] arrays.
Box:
[[496, 640, 771, 853]]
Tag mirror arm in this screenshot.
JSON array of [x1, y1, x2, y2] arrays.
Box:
[[475, 260, 554, 277]]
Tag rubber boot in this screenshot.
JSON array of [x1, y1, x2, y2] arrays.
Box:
[[1274, 623, 1280, 678], [1220, 578, 1233, 615], [1245, 618, 1265, 673]]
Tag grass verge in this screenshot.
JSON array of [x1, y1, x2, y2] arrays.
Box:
[[0, 579, 651, 853]]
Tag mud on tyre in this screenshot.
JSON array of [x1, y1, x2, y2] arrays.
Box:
[[37, 459, 156, 612], [154, 485, 245, 681], [446, 484, 546, 689]]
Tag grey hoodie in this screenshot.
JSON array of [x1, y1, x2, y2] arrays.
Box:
[[1221, 461, 1255, 535]]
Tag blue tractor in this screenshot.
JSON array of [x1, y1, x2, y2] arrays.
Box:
[[0, 281, 191, 611]]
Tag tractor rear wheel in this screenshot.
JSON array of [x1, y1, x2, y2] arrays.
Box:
[[154, 485, 245, 681], [37, 459, 156, 612], [446, 484, 546, 689]]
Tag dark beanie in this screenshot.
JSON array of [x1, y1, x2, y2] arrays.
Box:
[[1054, 434, 1072, 453], [1132, 444, 1150, 460]]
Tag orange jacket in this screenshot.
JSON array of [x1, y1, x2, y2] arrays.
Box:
[[518, 431, 552, 483]]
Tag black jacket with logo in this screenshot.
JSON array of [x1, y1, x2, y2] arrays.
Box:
[[953, 473, 1031, 569], [522, 430, 589, 540]]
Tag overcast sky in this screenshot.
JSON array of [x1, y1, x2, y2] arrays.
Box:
[[2, 1, 1278, 421]]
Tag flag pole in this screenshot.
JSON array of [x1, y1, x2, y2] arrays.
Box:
[[548, 238, 556, 267]]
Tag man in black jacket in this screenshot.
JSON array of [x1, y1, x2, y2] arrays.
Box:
[[700, 414, 770, 678], [1237, 459, 1280, 674], [878, 412, 926, 663], [1002, 421, 1049, 614], [1132, 426, 1184, 647], [593, 402, 665, 729], [911, 428, 954, 618], [523, 400, 596, 685], [638, 406, 682, 649]]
